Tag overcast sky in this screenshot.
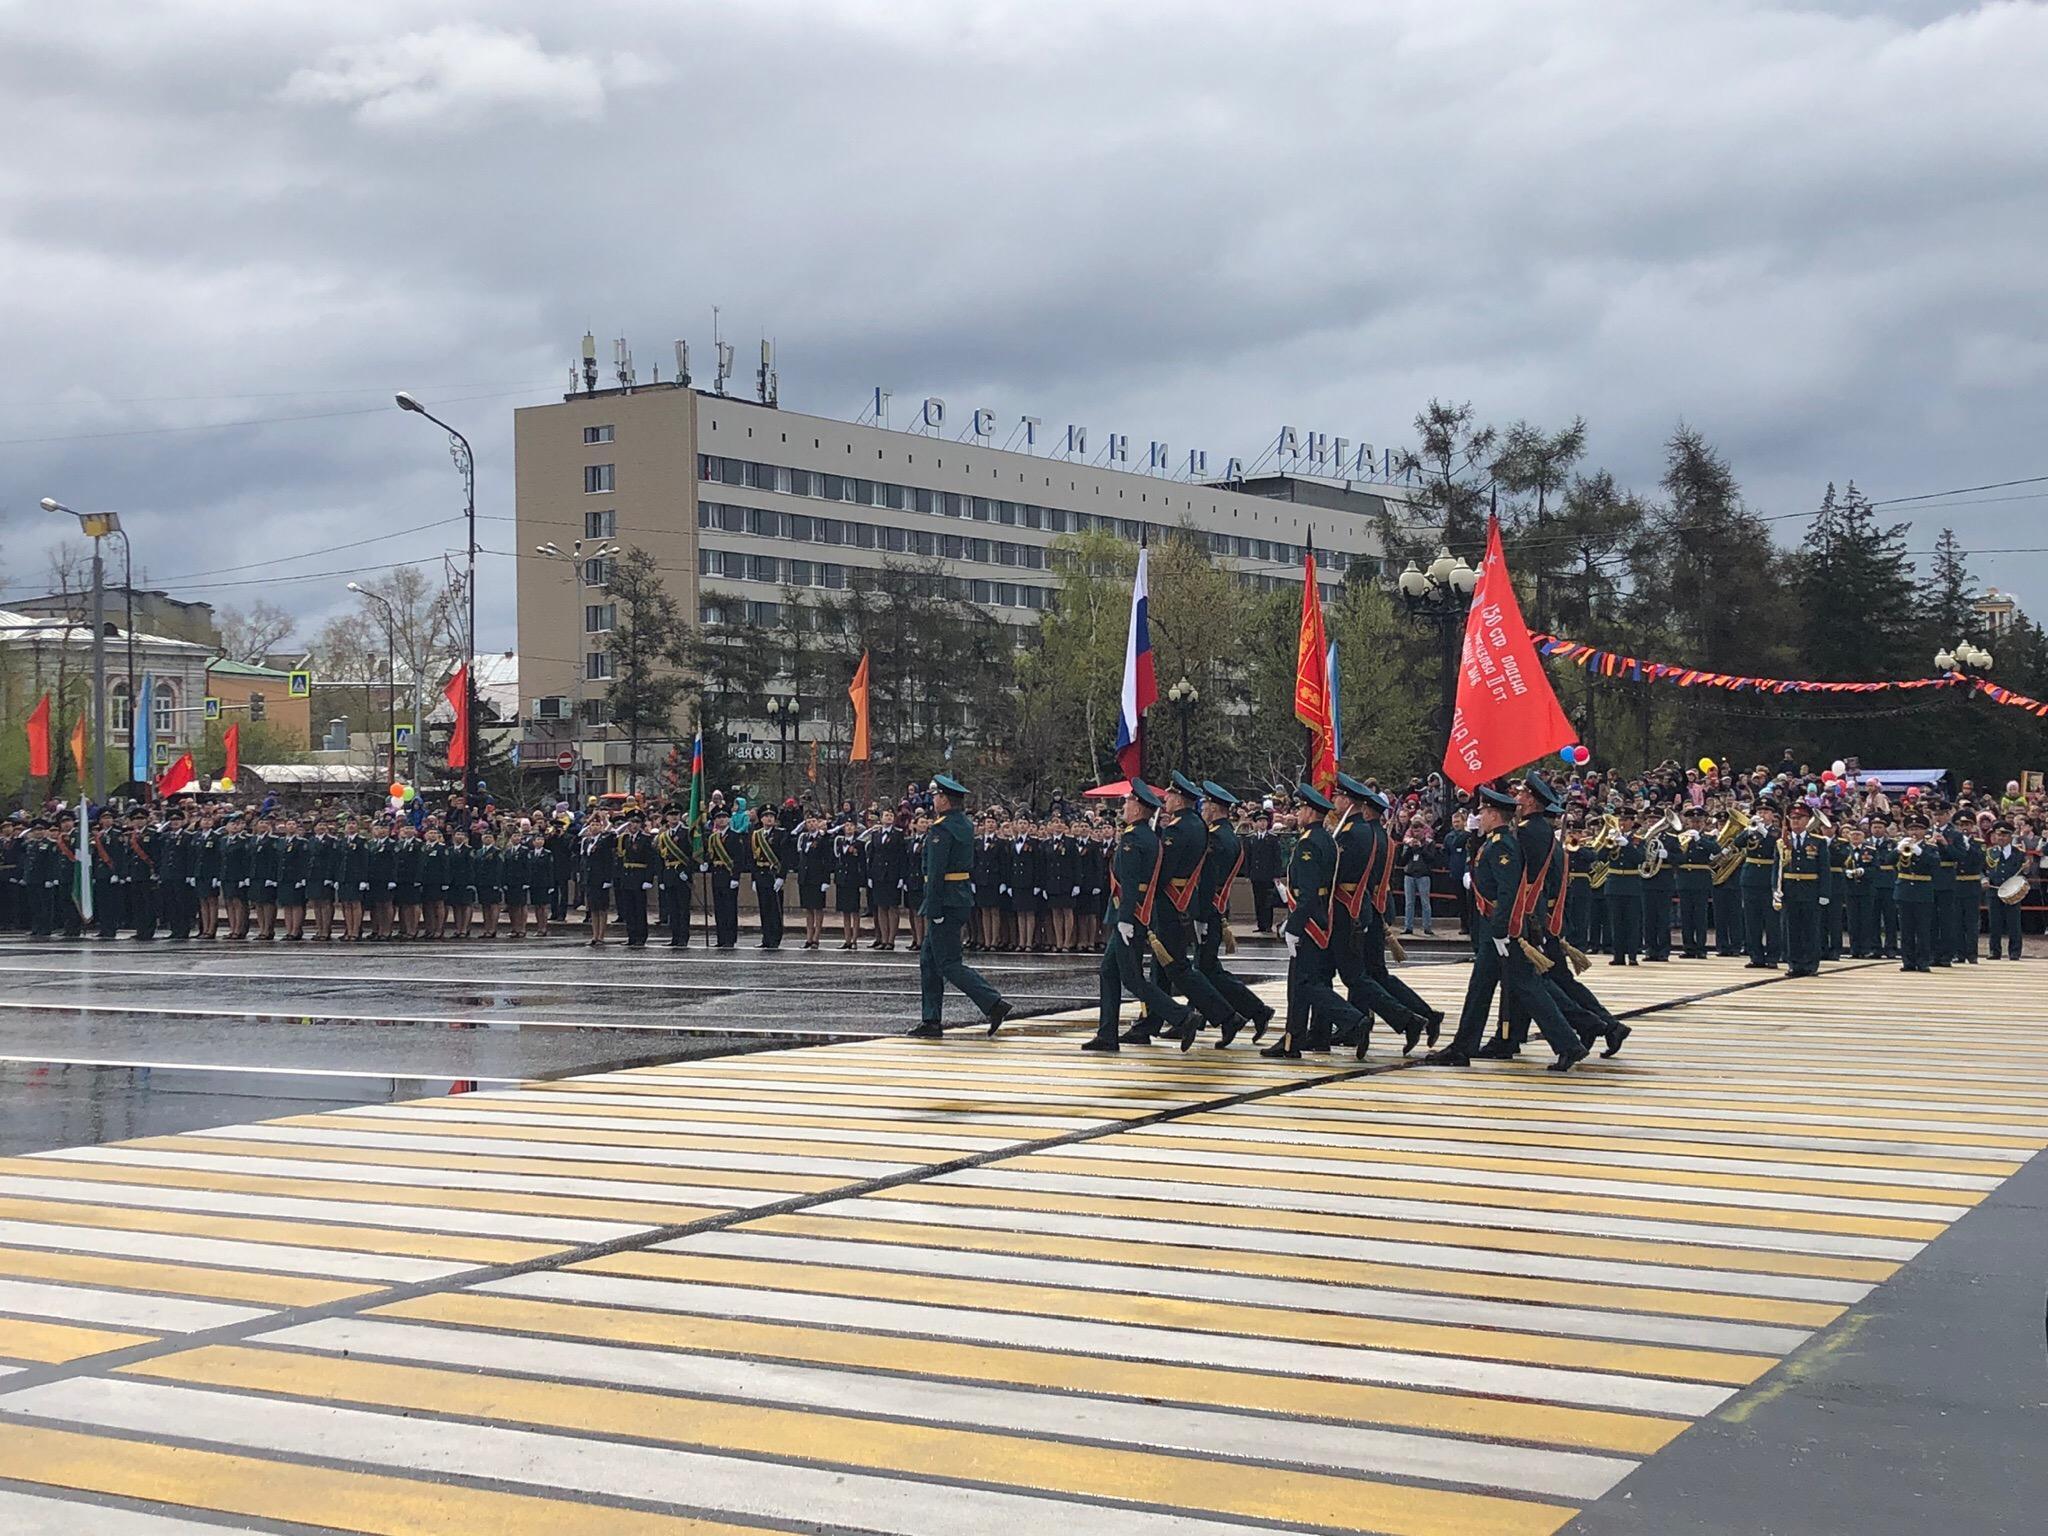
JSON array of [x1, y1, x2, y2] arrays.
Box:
[[2, 0, 2044, 655]]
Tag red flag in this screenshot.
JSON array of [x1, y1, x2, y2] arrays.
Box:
[[444, 665, 471, 771], [848, 651, 871, 763], [222, 722, 240, 784], [1443, 516, 1576, 790], [1292, 546, 1336, 792], [155, 752, 195, 798], [24, 693, 51, 777]]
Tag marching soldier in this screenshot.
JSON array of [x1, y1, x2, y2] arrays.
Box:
[[1261, 783, 1372, 1061], [1087, 781, 1195, 1054], [1986, 821, 2026, 960], [1135, 773, 1247, 1047], [1738, 802, 1782, 968], [1895, 813, 1938, 972], [1777, 802, 1832, 977], [1602, 809, 1645, 966], [1674, 807, 1717, 958], [909, 774, 1013, 1038], [1330, 775, 1439, 1052], [1190, 780, 1274, 1046], [1424, 784, 1587, 1071]]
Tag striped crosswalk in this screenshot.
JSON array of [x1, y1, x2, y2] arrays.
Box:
[[0, 956, 2041, 1532]]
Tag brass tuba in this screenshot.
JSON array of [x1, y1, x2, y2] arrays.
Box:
[[1710, 805, 1752, 885], [1585, 814, 1621, 890], [1641, 806, 1682, 879]]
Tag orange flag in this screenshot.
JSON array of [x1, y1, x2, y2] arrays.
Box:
[[848, 650, 872, 763], [69, 713, 88, 781], [24, 693, 51, 777], [1292, 545, 1336, 792], [444, 665, 471, 771], [223, 722, 240, 784]]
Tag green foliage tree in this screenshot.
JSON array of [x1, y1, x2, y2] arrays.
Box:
[[603, 545, 691, 791]]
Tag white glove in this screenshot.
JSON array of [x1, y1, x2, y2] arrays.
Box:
[[1072, 886, 1081, 896], [1493, 937, 1509, 956], [773, 878, 785, 892], [642, 881, 654, 892], [1462, 871, 1473, 890], [1195, 922, 1210, 940], [728, 879, 740, 891], [931, 915, 944, 926], [1117, 921, 1135, 944], [1818, 896, 1830, 906], [1283, 931, 1299, 957], [1272, 879, 1287, 899]]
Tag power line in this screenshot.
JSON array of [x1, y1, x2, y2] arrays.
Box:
[[0, 385, 541, 448]]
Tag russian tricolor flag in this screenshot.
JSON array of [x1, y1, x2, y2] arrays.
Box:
[[1113, 540, 1154, 778]]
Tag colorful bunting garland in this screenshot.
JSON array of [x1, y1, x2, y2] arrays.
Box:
[[1532, 633, 2048, 720]]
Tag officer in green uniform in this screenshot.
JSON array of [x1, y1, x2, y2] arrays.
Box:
[[1930, 804, 1961, 968], [1839, 823, 1880, 957], [1777, 802, 1832, 976], [1135, 773, 1249, 1046], [1424, 784, 1587, 1071], [1737, 803, 1782, 968], [1870, 813, 1900, 958], [1640, 812, 1680, 961], [1894, 814, 1938, 972], [1674, 807, 1718, 958], [1328, 775, 1437, 1053], [1260, 783, 1371, 1060], [1086, 780, 1192, 1053], [1985, 822, 2025, 960], [1602, 810, 1645, 965], [911, 774, 1013, 1038], [1188, 779, 1273, 1046]]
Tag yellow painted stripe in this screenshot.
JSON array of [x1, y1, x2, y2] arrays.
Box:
[[878, 1183, 1902, 1281], [749, 1212, 1849, 1328], [0, 1246, 375, 1307], [581, 1252, 1774, 1386], [1210, 1114, 2026, 1177], [535, 1080, 1158, 1116], [1356, 1083, 2048, 1129], [0, 1421, 764, 1536], [143, 1137, 839, 1194], [0, 1195, 559, 1267], [1125, 1133, 1983, 1207], [1007, 1155, 1955, 1240], [0, 1315, 153, 1363], [432, 1099, 1033, 1140], [1251, 1105, 2046, 1151], [378, 1291, 1683, 1455], [131, 1345, 1575, 1536], [0, 1156, 716, 1229], [269, 1113, 948, 1166]]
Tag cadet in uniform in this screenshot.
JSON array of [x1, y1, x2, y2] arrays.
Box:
[[750, 805, 789, 950], [910, 774, 1013, 1038], [1087, 781, 1195, 1053], [1329, 775, 1438, 1052], [1260, 783, 1372, 1061], [703, 808, 744, 949], [1191, 780, 1274, 1046], [1425, 784, 1587, 1071], [1134, 773, 1246, 1047], [1894, 814, 1938, 971], [1777, 802, 1832, 977], [1738, 804, 1782, 968], [1986, 822, 2026, 960], [1674, 807, 1717, 958]]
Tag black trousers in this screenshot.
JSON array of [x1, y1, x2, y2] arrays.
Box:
[[1676, 886, 1711, 955], [1898, 899, 1934, 969], [1283, 937, 1366, 1049], [1147, 908, 1237, 1027], [163, 880, 196, 940], [710, 875, 741, 947], [1587, 890, 1608, 951], [1194, 916, 1267, 1021], [1782, 897, 1821, 973], [95, 877, 121, 938], [1564, 882, 1591, 950], [616, 877, 651, 945], [1875, 891, 1899, 955], [1329, 913, 1427, 1033], [1097, 922, 1188, 1041], [1932, 890, 1958, 963], [1606, 886, 1642, 960], [1641, 884, 1673, 958], [126, 879, 158, 939], [754, 876, 784, 948], [1988, 898, 2023, 958], [1713, 882, 1745, 954], [1251, 880, 1279, 933], [1956, 892, 1981, 960], [1846, 894, 1876, 957], [1506, 932, 1621, 1046], [662, 876, 693, 946], [1448, 929, 1577, 1059], [1741, 885, 1779, 964]]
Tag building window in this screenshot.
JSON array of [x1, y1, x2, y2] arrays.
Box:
[[584, 464, 615, 494], [582, 557, 613, 586], [586, 652, 613, 681], [579, 698, 606, 725], [583, 425, 614, 444], [154, 683, 178, 741], [585, 509, 616, 539], [110, 683, 132, 736], [786, 558, 814, 587], [585, 604, 615, 633]]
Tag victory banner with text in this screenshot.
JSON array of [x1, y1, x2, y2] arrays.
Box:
[[1443, 516, 1576, 789]]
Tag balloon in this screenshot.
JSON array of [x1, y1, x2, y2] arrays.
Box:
[[1573, 745, 1592, 766], [389, 782, 406, 799], [1830, 759, 1846, 776], [1697, 756, 1715, 773], [1904, 786, 1921, 799], [1821, 771, 1838, 784], [1559, 747, 1576, 763], [218, 777, 235, 793], [401, 784, 417, 801]]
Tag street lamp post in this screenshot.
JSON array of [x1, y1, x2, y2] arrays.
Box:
[[1936, 641, 1994, 677], [1397, 547, 1480, 737], [1166, 676, 1200, 767], [536, 539, 618, 798], [766, 696, 801, 802], [347, 583, 399, 780], [41, 498, 121, 802], [395, 392, 477, 787]]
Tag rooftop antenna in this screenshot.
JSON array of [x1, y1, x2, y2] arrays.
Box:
[[580, 332, 598, 395], [713, 306, 732, 395], [757, 338, 777, 407], [674, 339, 691, 387], [612, 336, 635, 389]]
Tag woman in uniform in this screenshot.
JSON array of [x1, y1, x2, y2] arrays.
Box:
[[338, 821, 369, 942], [250, 814, 280, 941], [1043, 817, 1076, 952], [473, 824, 504, 940], [393, 821, 423, 940], [500, 824, 529, 939], [832, 818, 865, 950], [275, 816, 310, 941], [796, 809, 832, 950], [445, 825, 477, 939], [903, 812, 929, 951], [524, 831, 554, 939], [420, 825, 449, 939], [580, 811, 617, 947], [307, 817, 339, 940]]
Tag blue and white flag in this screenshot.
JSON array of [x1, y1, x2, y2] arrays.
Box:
[[129, 672, 154, 786]]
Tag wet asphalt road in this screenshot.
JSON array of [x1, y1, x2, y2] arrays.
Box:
[[0, 933, 1354, 1155]]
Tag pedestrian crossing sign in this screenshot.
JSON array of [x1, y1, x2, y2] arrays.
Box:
[[394, 723, 414, 749], [203, 696, 221, 720], [153, 742, 170, 765], [288, 670, 311, 698]]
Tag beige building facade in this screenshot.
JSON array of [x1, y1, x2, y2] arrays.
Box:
[[514, 381, 1408, 785]]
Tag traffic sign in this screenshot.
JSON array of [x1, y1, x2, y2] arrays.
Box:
[[288, 670, 311, 698], [203, 696, 221, 721], [394, 723, 414, 749], [556, 749, 577, 771]]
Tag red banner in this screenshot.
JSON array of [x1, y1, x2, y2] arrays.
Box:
[[223, 722, 240, 784], [24, 693, 51, 778], [155, 752, 195, 798], [1444, 517, 1576, 789], [444, 665, 471, 772], [1293, 547, 1336, 792]]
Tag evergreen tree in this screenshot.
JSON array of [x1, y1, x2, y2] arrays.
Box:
[[1919, 528, 1980, 648], [603, 546, 691, 792], [1493, 416, 1588, 629], [1797, 481, 1918, 680]]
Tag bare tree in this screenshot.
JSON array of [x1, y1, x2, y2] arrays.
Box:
[[217, 600, 298, 664]]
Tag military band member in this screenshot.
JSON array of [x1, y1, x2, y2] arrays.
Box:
[[1425, 784, 1587, 1071], [1869, 814, 1900, 957], [1985, 821, 2026, 960], [1930, 804, 1961, 967], [1839, 822, 1880, 958], [1261, 783, 1372, 1060], [910, 774, 1013, 1039], [1088, 781, 1195, 1053], [1712, 806, 1746, 956], [1562, 810, 1594, 952], [1777, 802, 1831, 977], [1602, 810, 1645, 965], [1640, 811, 1679, 961], [1955, 815, 1985, 964], [1894, 813, 1938, 972], [1674, 807, 1717, 958], [1738, 803, 1782, 968]]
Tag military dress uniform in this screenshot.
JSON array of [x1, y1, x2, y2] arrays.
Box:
[[1737, 823, 1782, 967], [1674, 823, 1718, 958], [702, 822, 746, 949], [911, 775, 1010, 1037], [1871, 827, 1901, 957], [1189, 782, 1272, 1043], [1089, 782, 1194, 1053], [1838, 838, 1881, 957], [1895, 828, 1938, 972], [1777, 818, 1832, 977], [1986, 838, 2026, 959], [1602, 831, 1645, 965], [616, 819, 657, 947], [1494, 781, 1630, 1059], [1640, 825, 1680, 961], [751, 821, 791, 950], [1333, 781, 1440, 1048], [1563, 827, 1594, 952], [1136, 774, 1247, 1045], [1930, 821, 1961, 967], [1260, 784, 1370, 1060], [1955, 831, 1984, 963]]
